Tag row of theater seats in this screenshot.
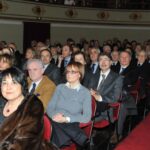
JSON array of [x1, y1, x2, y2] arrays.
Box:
[[43, 96, 121, 150], [43, 78, 150, 149]]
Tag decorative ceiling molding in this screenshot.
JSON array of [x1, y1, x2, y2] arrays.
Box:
[[97, 11, 109, 20], [32, 5, 45, 20], [129, 12, 142, 21], [65, 8, 78, 18], [0, 1, 8, 12]]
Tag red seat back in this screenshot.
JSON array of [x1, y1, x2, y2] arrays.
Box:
[[94, 102, 120, 128], [43, 115, 52, 141]]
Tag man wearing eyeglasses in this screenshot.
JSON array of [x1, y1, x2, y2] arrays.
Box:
[[85, 53, 123, 141]]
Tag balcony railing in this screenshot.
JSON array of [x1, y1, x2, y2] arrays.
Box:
[[26, 0, 150, 10]]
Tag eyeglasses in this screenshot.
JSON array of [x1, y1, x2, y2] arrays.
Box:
[[66, 70, 79, 75]]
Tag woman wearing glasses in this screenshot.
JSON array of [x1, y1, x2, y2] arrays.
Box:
[[46, 62, 91, 148]]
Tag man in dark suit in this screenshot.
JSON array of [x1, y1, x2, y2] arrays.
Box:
[[57, 44, 72, 74], [111, 50, 120, 73], [88, 47, 100, 74], [85, 53, 123, 123], [40, 49, 61, 85], [116, 50, 137, 91], [110, 51, 138, 143], [83, 47, 100, 87], [135, 50, 150, 100]]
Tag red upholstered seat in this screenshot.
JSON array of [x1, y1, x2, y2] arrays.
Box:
[[93, 102, 120, 128], [43, 114, 52, 141], [61, 97, 97, 150]]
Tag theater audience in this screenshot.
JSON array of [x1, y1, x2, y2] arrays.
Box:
[[0, 37, 150, 147], [46, 62, 91, 148], [27, 59, 56, 110], [0, 67, 58, 150]]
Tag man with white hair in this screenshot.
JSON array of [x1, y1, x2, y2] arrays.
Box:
[[27, 59, 56, 111]]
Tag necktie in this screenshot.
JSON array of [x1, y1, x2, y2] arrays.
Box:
[[30, 83, 36, 95], [91, 64, 95, 73], [97, 74, 105, 90], [64, 60, 68, 67], [120, 67, 125, 74], [137, 64, 141, 67], [112, 62, 115, 66]]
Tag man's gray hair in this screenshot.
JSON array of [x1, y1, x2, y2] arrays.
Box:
[[27, 59, 44, 69]]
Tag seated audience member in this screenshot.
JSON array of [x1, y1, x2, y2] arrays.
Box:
[[88, 47, 100, 74], [2, 47, 14, 56], [40, 49, 61, 85], [25, 47, 36, 60], [118, 51, 137, 90], [35, 41, 46, 57], [73, 51, 89, 84], [102, 44, 112, 55], [21, 47, 36, 71], [81, 41, 90, 64], [31, 40, 37, 50], [27, 59, 56, 110], [8, 42, 23, 68], [57, 44, 72, 74], [0, 54, 14, 73], [0, 67, 58, 150], [46, 62, 91, 148], [111, 50, 120, 73], [86, 53, 123, 122], [135, 50, 150, 97], [57, 44, 73, 83], [72, 44, 81, 54], [50, 45, 59, 65], [0, 54, 14, 125], [110, 51, 138, 143], [83, 47, 100, 88]]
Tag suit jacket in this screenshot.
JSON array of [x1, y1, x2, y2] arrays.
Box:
[[111, 61, 120, 73], [83, 66, 100, 88], [0, 95, 58, 150], [44, 63, 61, 85], [28, 76, 56, 111], [116, 64, 137, 91], [86, 70, 123, 103], [135, 60, 150, 82]]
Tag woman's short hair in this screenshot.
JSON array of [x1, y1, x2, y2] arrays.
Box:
[[66, 62, 85, 81], [0, 54, 14, 67], [72, 51, 87, 63], [0, 67, 28, 96]]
